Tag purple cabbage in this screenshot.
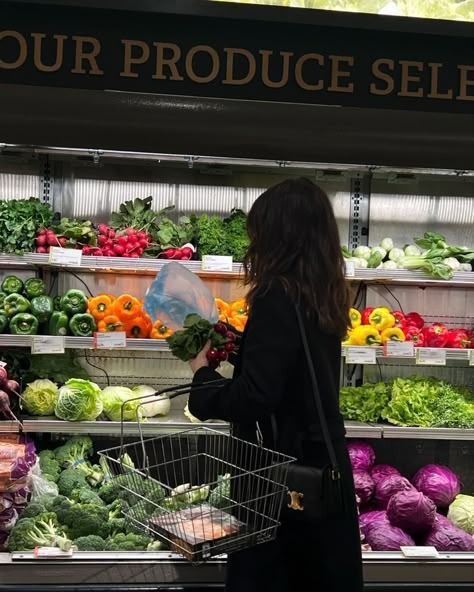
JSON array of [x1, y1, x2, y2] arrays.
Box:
[[347, 441, 376, 472], [0, 494, 14, 513], [371, 464, 400, 485], [375, 474, 415, 510], [387, 489, 436, 534], [422, 523, 474, 552], [353, 470, 375, 505], [364, 522, 416, 551], [359, 511, 390, 538], [0, 508, 18, 531], [412, 464, 461, 508]]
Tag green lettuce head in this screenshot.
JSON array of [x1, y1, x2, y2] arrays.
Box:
[[55, 378, 103, 421], [101, 386, 142, 422], [22, 379, 59, 416]]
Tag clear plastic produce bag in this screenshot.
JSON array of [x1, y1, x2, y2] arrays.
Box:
[[143, 262, 218, 330]]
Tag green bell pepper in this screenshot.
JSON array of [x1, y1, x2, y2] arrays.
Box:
[[53, 295, 62, 311], [30, 295, 54, 324], [1, 275, 24, 295], [60, 289, 88, 316], [0, 313, 9, 333], [48, 311, 70, 336], [24, 278, 47, 299], [3, 294, 30, 318], [69, 313, 96, 337], [9, 313, 39, 335], [0, 291, 6, 309]]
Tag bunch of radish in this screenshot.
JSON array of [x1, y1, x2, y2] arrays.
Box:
[[35, 229, 67, 253], [159, 243, 195, 261], [0, 365, 20, 420], [85, 225, 152, 258]]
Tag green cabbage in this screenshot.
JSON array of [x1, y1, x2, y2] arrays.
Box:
[[55, 379, 103, 421], [22, 379, 58, 416], [101, 386, 142, 422], [448, 495, 474, 535]]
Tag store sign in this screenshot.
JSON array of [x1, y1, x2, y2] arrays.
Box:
[[0, 2, 472, 113]]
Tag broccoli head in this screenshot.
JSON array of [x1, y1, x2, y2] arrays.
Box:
[[105, 532, 152, 551], [19, 501, 47, 519], [38, 450, 61, 483], [57, 468, 91, 497], [7, 512, 72, 552], [62, 503, 109, 539], [98, 479, 118, 505], [54, 436, 94, 469], [74, 535, 106, 551], [49, 496, 75, 524], [70, 488, 104, 506]]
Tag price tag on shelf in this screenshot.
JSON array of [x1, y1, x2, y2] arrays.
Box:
[[31, 336, 65, 355], [469, 349, 474, 366], [416, 348, 446, 366], [344, 261, 355, 278], [400, 546, 439, 559], [201, 255, 233, 272], [94, 331, 127, 349], [346, 347, 376, 365], [384, 340, 415, 358], [34, 546, 74, 558], [48, 247, 82, 266]]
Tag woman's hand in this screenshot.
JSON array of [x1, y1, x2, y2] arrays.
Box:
[[189, 340, 211, 374]]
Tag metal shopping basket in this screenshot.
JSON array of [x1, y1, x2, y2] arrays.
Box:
[[98, 381, 295, 562]]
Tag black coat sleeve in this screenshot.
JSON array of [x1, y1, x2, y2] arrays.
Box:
[[188, 285, 301, 423]]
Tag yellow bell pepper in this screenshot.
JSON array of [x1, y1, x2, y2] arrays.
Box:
[[350, 325, 382, 346], [349, 308, 361, 328], [380, 327, 406, 343], [342, 329, 353, 345], [369, 307, 395, 331]]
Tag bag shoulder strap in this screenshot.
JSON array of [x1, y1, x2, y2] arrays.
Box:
[[294, 305, 340, 476]]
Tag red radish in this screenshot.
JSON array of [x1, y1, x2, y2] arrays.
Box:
[[128, 234, 138, 244], [126, 228, 136, 236], [0, 367, 7, 384], [5, 379, 20, 394], [130, 252, 140, 258], [146, 234, 152, 242], [136, 248, 144, 256], [92, 248, 103, 256], [137, 231, 146, 240], [224, 342, 236, 352], [82, 246, 92, 256], [113, 244, 125, 256], [209, 359, 220, 370], [98, 223, 109, 235], [108, 229, 116, 239], [103, 249, 115, 257], [35, 235, 47, 246], [38, 228, 47, 236], [97, 235, 108, 247], [122, 253, 131, 258], [207, 349, 219, 361], [225, 331, 236, 341], [173, 249, 183, 260], [36, 246, 47, 254], [105, 239, 114, 248], [164, 248, 175, 259], [58, 237, 67, 247], [214, 323, 227, 335], [45, 247, 50, 253], [117, 235, 128, 246], [218, 350, 228, 362], [138, 238, 148, 249], [182, 247, 193, 258], [47, 234, 58, 246], [125, 243, 136, 253], [0, 390, 13, 419]]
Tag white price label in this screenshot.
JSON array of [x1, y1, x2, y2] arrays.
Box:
[[384, 340, 415, 358], [94, 331, 127, 349], [48, 247, 82, 266], [34, 546, 74, 558], [345, 261, 355, 278], [400, 546, 439, 559], [416, 348, 446, 366], [469, 349, 474, 367], [201, 255, 233, 272], [346, 346, 377, 365], [31, 336, 65, 354]]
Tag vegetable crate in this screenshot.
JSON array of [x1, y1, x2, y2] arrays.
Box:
[[99, 427, 294, 561]]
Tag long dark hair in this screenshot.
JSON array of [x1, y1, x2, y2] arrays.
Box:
[[244, 177, 350, 337]]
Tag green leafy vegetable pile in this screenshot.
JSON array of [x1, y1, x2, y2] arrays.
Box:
[[340, 376, 474, 428], [197, 209, 249, 262], [0, 198, 53, 254], [166, 313, 228, 361]]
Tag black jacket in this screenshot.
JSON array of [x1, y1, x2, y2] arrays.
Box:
[[188, 283, 346, 457]]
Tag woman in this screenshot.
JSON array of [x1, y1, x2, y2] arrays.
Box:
[[188, 178, 363, 592]]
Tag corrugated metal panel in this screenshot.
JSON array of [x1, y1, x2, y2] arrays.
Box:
[[177, 184, 239, 215], [0, 173, 41, 199]]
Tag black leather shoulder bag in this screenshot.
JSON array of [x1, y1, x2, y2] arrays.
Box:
[[281, 305, 346, 524]]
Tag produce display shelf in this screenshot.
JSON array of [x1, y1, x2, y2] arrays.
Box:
[[0, 552, 473, 586], [1, 253, 473, 286], [381, 425, 474, 441], [2, 335, 472, 362]]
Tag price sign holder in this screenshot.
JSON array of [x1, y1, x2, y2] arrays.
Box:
[[345, 261, 355, 278], [201, 255, 233, 272], [469, 349, 474, 366], [94, 332, 127, 349], [401, 546, 439, 559], [416, 348, 446, 366], [346, 347, 377, 365], [384, 341, 415, 358], [48, 247, 82, 266], [31, 336, 65, 354]]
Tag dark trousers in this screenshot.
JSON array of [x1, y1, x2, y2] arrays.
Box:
[[226, 439, 364, 592]]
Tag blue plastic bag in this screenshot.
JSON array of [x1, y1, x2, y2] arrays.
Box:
[[143, 262, 218, 330]]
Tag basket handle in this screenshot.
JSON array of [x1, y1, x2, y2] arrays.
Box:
[[119, 379, 229, 474]]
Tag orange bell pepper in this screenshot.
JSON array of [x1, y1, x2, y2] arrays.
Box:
[[88, 295, 113, 321], [215, 298, 230, 320], [150, 320, 174, 339], [113, 294, 141, 320], [229, 298, 247, 318], [97, 315, 125, 332], [124, 314, 149, 338]]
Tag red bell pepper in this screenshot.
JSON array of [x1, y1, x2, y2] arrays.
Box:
[[465, 330, 474, 348], [361, 307, 374, 325], [404, 326, 425, 347], [405, 312, 425, 329], [422, 323, 449, 348], [445, 329, 470, 349], [391, 310, 406, 329]]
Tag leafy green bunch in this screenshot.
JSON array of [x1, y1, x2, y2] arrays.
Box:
[[0, 198, 53, 254], [166, 314, 229, 362]]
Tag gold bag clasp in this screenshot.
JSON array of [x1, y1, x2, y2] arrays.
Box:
[[287, 490, 304, 511]]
